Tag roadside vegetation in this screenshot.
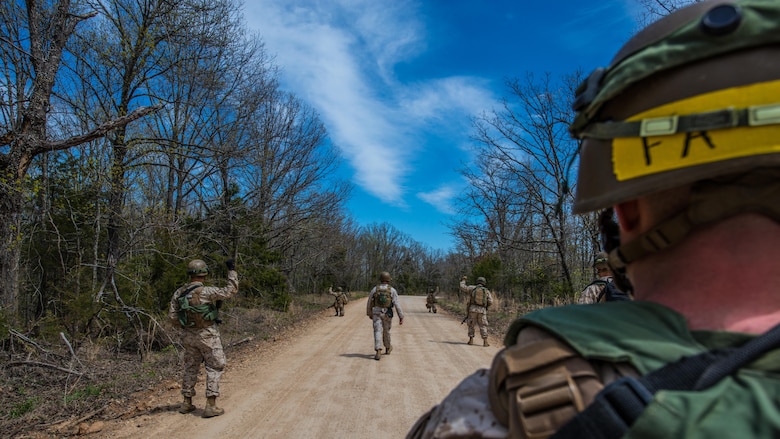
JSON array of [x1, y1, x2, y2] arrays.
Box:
[[1, 294, 334, 438]]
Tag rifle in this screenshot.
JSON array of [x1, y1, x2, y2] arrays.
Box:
[[461, 314, 469, 325]]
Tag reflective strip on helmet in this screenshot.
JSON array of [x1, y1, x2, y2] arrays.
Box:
[[612, 79, 780, 181]]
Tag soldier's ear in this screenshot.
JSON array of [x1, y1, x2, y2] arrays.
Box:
[[614, 200, 640, 235]]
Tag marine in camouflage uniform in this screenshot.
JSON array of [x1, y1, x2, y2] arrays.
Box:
[[577, 252, 613, 304], [460, 276, 493, 347], [408, 2, 780, 437], [366, 271, 404, 360], [169, 258, 238, 418], [426, 287, 438, 313], [332, 286, 348, 316]]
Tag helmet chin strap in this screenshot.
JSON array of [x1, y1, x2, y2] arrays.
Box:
[[603, 168, 780, 292]]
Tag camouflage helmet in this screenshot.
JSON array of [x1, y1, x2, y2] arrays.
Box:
[[571, 0, 780, 214], [476, 276, 486, 286], [187, 259, 209, 276], [336, 286, 343, 292], [593, 252, 609, 267], [379, 271, 392, 282]]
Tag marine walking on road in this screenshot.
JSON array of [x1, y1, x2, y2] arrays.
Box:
[[328, 286, 349, 316], [426, 287, 438, 313], [366, 271, 404, 360], [459, 276, 493, 347]]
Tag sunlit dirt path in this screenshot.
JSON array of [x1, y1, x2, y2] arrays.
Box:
[[103, 295, 500, 439]]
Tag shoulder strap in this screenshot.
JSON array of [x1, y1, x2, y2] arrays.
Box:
[[593, 280, 609, 302], [177, 284, 200, 301], [551, 322, 780, 439], [176, 284, 202, 327]]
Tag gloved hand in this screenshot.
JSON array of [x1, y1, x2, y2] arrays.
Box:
[[225, 259, 236, 271], [461, 276, 467, 281], [399, 318, 404, 325]]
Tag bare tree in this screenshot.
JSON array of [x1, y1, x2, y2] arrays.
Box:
[[456, 72, 582, 296], [635, 0, 701, 26], [238, 90, 350, 266], [0, 0, 159, 317]]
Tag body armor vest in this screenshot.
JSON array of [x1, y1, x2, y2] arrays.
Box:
[[492, 302, 780, 438]]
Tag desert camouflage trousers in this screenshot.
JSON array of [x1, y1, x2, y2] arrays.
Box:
[[372, 312, 393, 351], [467, 310, 489, 339], [180, 326, 225, 398], [335, 303, 345, 316]]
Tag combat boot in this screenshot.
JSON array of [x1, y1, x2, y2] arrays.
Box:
[[202, 396, 225, 418], [468, 337, 474, 345], [178, 396, 196, 414], [374, 349, 382, 360], [385, 345, 392, 355], [483, 338, 490, 347]]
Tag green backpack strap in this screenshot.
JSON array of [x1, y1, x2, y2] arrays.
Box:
[[176, 285, 217, 327]]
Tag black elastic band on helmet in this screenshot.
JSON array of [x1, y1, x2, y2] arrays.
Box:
[[578, 103, 780, 140]]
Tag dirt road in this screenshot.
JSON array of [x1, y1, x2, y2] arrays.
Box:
[[103, 295, 500, 438]]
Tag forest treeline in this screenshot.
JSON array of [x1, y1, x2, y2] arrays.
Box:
[[0, 0, 696, 358]]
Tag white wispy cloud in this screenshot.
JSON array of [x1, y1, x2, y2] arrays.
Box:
[[244, 0, 493, 208], [401, 76, 495, 123], [417, 184, 460, 215]]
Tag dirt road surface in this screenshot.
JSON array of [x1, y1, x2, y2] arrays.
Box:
[[102, 295, 500, 438]]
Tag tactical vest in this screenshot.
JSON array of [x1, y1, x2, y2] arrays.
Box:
[[471, 286, 488, 306], [177, 285, 219, 329], [493, 301, 780, 438], [373, 285, 392, 308]]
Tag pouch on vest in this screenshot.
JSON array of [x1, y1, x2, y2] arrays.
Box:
[[472, 286, 488, 306], [374, 287, 392, 308], [488, 331, 611, 439]]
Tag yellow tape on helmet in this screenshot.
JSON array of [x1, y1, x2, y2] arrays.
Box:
[[613, 79, 780, 181]]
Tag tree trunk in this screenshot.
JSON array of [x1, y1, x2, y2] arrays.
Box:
[[0, 175, 22, 317]]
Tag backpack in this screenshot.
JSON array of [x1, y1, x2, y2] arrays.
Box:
[[176, 285, 219, 328], [373, 285, 392, 308], [592, 279, 630, 302], [471, 286, 488, 306]]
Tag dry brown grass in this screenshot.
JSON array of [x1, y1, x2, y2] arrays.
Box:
[[0, 294, 335, 438], [435, 292, 555, 345]]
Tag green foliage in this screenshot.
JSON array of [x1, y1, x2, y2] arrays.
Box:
[[10, 396, 39, 418], [471, 254, 502, 285], [20, 153, 105, 326], [253, 268, 290, 312], [514, 261, 574, 305], [65, 385, 102, 403]]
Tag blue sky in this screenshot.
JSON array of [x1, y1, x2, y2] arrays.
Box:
[[244, 0, 640, 252]]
